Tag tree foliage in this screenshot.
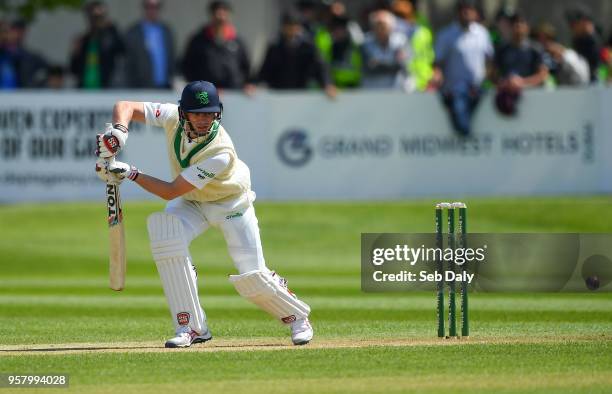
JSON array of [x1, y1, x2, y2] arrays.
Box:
[[0, 0, 83, 22]]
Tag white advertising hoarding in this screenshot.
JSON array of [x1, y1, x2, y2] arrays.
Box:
[[0, 88, 609, 202], [262, 88, 603, 199]]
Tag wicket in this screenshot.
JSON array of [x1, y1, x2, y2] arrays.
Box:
[[435, 202, 469, 339]]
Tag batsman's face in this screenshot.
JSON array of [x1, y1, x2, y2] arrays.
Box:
[[185, 112, 216, 138]]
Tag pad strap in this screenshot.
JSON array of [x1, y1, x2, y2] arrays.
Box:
[[229, 270, 310, 324]]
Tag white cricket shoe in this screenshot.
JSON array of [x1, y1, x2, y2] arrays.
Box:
[[291, 318, 313, 345], [165, 326, 212, 348]]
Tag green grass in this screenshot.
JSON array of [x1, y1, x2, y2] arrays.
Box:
[[1, 343, 610, 393], [1, 197, 611, 393]]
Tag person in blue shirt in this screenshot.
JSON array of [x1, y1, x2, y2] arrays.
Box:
[[124, 0, 175, 88], [431, 0, 493, 136], [0, 19, 48, 89]]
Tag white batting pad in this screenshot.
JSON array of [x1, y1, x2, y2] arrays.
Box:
[[229, 270, 310, 324], [148, 212, 207, 334]]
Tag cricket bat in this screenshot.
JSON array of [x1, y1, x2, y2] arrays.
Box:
[[106, 159, 126, 291]]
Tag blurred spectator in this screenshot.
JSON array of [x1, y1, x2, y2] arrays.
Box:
[[601, 33, 612, 83], [565, 5, 602, 83], [124, 0, 175, 88], [361, 10, 408, 90], [391, 0, 434, 91], [70, 1, 124, 89], [534, 23, 589, 86], [258, 10, 336, 98], [490, 4, 514, 51], [494, 13, 548, 89], [313, 2, 363, 88], [297, 0, 320, 39], [432, 0, 493, 136], [182, 1, 254, 93], [326, 1, 364, 44], [359, 0, 394, 28], [0, 19, 48, 89], [46, 65, 66, 89], [493, 13, 547, 116], [318, 15, 362, 88]]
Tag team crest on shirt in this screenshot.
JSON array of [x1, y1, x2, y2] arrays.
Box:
[[177, 312, 190, 326], [155, 109, 161, 118]]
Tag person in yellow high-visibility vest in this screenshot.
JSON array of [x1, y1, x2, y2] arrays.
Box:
[[314, 15, 363, 88], [391, 0, 434, 91]]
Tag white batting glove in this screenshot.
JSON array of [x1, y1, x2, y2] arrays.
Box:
[[95, 158, 118, 184], [95, 158, 140, 185], [107, 159, 140, 182], [95, 123, 128, 158]]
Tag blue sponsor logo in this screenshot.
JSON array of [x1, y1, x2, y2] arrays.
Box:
[[276, 129, 313, 167]]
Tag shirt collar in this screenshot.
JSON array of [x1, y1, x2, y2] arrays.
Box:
[[455, 21, 478, 33]]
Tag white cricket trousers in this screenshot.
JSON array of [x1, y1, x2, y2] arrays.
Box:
[[164, 190, 267, 274]]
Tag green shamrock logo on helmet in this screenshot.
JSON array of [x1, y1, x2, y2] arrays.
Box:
[[195, 92, 209, 105]]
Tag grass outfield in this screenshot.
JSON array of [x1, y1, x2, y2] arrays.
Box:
[[1, 197, 611, 393]]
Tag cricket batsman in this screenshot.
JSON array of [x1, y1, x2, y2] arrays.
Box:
[[94, 81, 313, 348]]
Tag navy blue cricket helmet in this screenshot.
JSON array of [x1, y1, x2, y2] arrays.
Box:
[[178, 81, 223, 138], [179, 80, 222, 113]]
